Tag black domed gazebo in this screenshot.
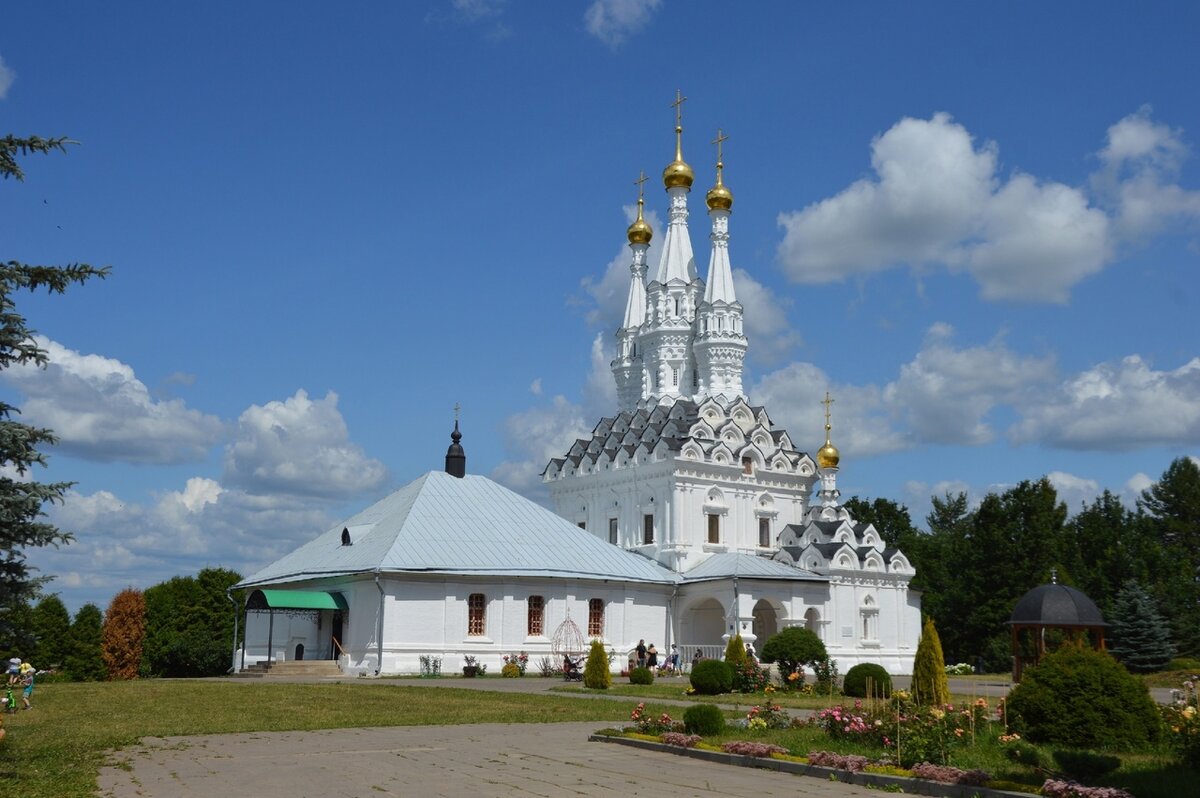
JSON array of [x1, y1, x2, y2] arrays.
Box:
[[1007, 575, 1108, 682]]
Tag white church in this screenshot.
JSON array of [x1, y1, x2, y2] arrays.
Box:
[[234, 101, 921, 676]]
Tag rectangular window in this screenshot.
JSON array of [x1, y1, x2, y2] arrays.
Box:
[[707, 513, 720, 544], [527, 595, 544, 636], [608, 517, 618, 545], [742, 456, 753, 475], [588, 598, 604, 637], [467, 593, 486, 636], [643, 513, 654, 544], [672, 367, 679, 386], [759, 518, 770, 547]]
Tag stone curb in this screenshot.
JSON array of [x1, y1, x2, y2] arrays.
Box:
[[589, 734, 1039, 798]]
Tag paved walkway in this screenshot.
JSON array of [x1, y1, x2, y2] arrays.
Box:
[[97, 721, 883, 798]]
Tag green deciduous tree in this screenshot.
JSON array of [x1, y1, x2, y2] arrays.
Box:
[[843, 496, 921, 550], [0, 135, 107, 647], [760, 627, 826, 676], [143, 568, 241, 677], [65, 603, 105, 681], [102, 588, 146, 680]]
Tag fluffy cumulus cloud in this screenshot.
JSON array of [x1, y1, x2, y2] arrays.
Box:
[[222, 389, 388, 499], [0, 54, 14, 100], [1, 337, 224, 463], [1009, 355, 1200, 450], [732, 268, 801, 363], [1045, 471, 1103, 512], [884, 323, 1056, 446], [750, 361, 907, 458], [1094, 106, 1200, 239], [778, 110, 1200, 303], [584, 0, 661, 47], [31, 478, 339, 609]]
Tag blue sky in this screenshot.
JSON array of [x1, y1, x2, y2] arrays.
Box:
[[2, 1, 1198, 612]]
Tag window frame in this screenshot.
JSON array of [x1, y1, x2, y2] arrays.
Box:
[[587, 598, 605, 638], [527, 595, 544, 636], [467, 593, 486, 637]]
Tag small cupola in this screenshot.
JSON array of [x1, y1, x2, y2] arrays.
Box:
[[445, 409, 466, 478]]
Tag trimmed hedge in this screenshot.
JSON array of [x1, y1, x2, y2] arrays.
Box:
[[842, 663, 892, 698], [683, 703, 726, 735], [629, 666, 654, 685], [690, 659, 733, 695]]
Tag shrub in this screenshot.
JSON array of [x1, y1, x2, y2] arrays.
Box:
[[731, 659, 770, 693], [583, 638, 611, 689], [842, 663, 892, 698], [724, 634, 747, 668], [806, 751, 869, 771], [629, 666, 654, 685], [101, 588, 145, 681], [683, 703, 726, 735], [1006, 740, 1051, 769], [911, 617, 950, 706], [721, 740, 787, 757], [1168, 657, 1200, 671], [812, 655, 839, 694], [661, 732, 701, 748], [760, 627, 826, 676], [628, 701, 673, 734], [1051, 750, 1122, 781], [1006, 644, 1161, 749], [690, 659, 733, 695], [500, 663, 521, 678]]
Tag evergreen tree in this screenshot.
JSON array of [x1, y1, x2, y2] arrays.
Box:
[[1108, 580, 1175, 673], [0, 135, 107, 647], [102, 588, 146, 680], [1139, 458, 1200, 657], [582, 638, 610, 689], [1061, 491, 1157, 612], [65, 603, 105, 681], [911, 616, 950, 706], [723, 633, 746, 667], [29, 593, 71, 668]]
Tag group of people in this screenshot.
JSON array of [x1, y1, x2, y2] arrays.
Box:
[[4, 658, 35, 712], [633, 639, 681, 674]]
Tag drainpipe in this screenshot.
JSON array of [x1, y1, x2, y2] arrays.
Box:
[[374, 570, 385, 676], [226, 588, 239, 674]]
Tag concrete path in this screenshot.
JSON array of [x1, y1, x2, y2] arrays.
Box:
[[97, 721, 882, 798]]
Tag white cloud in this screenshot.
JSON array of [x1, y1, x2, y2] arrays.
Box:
[[222, 389, 389, 499], [1046, 470, 1103, 513], [584, 0, 661, 47], [491, 394, 591, 500], [750, 361, 907, 458], [884, 324, 1057, 445], [776, 111, 1188, 303], [1094, 106, 1200, 239], [732, 268, 801, 363], [1009, 355, 1200, 450], [1, 337, 225, 464], [0, 55, 14, 100], [578, 205, 663, 328]]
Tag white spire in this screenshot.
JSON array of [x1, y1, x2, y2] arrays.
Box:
[[613, 173, 652, 412]]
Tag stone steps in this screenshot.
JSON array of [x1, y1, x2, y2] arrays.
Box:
[[236, 660, 343, 678]]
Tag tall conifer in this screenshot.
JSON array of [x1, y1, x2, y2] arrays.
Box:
[[911, 617, 950, 706]]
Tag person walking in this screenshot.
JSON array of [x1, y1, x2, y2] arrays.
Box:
[[646, 643, 658, 670], [19, 663, 34, 711], [635, 639, 647, 668]]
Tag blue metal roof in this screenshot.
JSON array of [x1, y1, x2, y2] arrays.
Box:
[[236, 471, 678, 588]]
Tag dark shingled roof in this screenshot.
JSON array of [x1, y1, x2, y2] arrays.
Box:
[[1008, 583, 1108, 627]]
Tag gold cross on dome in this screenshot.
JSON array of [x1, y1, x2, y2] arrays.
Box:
[[712, 129, 729, 162], [671, 89, 687, 127], [821, 392, 834, 429], [634, 170, 648, 202]]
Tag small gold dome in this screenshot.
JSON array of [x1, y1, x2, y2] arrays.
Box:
[[706, 162, 733, 211], [663, 125, 694, 189], [817, 439, 840, 470], [627, 198, 652, 245]]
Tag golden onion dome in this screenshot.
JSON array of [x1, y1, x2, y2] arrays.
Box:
[[817, 438, 840, 470], [627, 197, 652, 245], [706, 161, 733, 211], [663, 125, 695, 190]]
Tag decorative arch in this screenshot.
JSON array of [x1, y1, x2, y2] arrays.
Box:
[[860, 594, 879, 641]]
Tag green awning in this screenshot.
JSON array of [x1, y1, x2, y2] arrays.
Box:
[[248, 589, 347, 611]]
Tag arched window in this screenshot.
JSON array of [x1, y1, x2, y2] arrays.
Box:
[[527, 596, 544, 636], [468, 593, 486, 636], [588, 599, 605, 637], [860, 596, 879, 642]]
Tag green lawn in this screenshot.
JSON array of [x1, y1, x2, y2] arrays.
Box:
[[0, 680, 675, 798]]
